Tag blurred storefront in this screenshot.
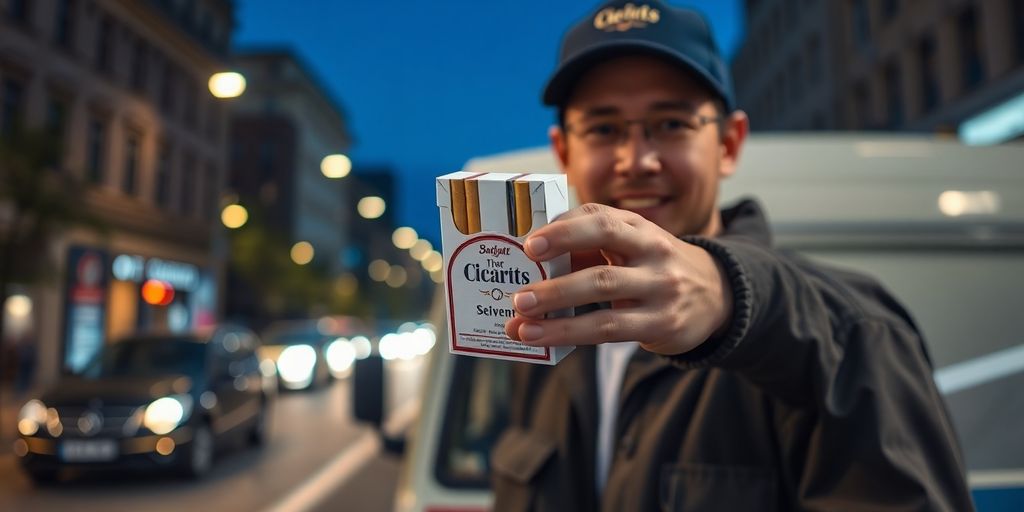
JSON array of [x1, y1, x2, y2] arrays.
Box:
[[0, 0, 236, 388]]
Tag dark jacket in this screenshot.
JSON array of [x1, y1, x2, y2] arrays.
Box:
[[491, 199, 973, 511]]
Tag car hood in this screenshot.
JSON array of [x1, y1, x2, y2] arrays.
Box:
[[40, 375, 195, 407]]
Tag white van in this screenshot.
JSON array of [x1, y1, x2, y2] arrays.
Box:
[[356, 134, 1024, 512]]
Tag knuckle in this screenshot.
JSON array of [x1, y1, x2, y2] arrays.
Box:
[[580, 203, 605, 216], [597, 314, 618, 340], [593, 267, 617, 295], [595, 212, 619, 237]]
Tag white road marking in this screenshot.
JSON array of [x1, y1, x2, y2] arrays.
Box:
[[934, 343, 1024, 395], [262, 429, 381, 512], [261, 398, 421, 512]]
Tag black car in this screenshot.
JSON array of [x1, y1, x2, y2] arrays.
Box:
[[14, 324, 273, 483]]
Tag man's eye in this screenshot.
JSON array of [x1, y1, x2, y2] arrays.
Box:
[[585, 123, 620, 138], [653, 117, 690, 133]]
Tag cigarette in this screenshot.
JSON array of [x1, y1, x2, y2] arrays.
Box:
[[513, 180, 532, 236], [465, 178, 481, 233], [450, 178, 469, 234]]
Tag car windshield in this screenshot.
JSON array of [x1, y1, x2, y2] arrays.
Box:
[[81, 338, 205, 378], [265, 330, 322, 346]]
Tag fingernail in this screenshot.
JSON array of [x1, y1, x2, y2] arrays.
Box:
[[513, 291, 537, 311], [519, 323, 544, 342], [525, 236, 549, 257]]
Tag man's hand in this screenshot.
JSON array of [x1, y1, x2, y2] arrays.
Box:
[[504, 203, 733, 356]]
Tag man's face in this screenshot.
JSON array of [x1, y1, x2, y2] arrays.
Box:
[[551, 55, 746, 238]]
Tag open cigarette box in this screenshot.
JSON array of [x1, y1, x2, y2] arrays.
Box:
[[436, 172, 574, 365]]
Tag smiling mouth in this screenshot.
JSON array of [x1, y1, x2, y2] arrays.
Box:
[[615, 197, 668, 209]]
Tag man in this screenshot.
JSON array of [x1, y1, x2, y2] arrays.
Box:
[[491, 1, 974, 510]]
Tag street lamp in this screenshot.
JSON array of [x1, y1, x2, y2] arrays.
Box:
[[320, 154, 352, 179], [409, 239, 432, 261], [221, 204, 248, 229], [392, 227, 417, 249], [290, 241, 314, 265], [357, 196, 386, 219], [208, 72, 246, 98]]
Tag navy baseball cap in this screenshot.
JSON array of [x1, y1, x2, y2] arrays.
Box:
[[542, 0, 735, 112]]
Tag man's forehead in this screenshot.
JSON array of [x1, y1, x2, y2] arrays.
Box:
[[564, 55, 716, 111], [573, 100, 700, 119]]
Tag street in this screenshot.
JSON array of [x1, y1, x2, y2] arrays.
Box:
[[0, 357, 424, 512]]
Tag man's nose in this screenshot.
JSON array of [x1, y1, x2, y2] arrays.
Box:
[[614, 125, 661, 177]]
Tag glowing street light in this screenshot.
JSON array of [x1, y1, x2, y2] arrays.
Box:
[[368, 259, 391, 282], [386, 266, 408, 288], [320, 154, 352, 179], [409, 239, 432, 261], [221, 204, 248, 229], [422, 251, 443, 272], [291, 241, 314, 265], [208, 72, 246, 98], [392, 227, 418, 249], [357, 196, 386, 219]]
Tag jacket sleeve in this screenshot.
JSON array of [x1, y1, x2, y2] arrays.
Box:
[[669, 235, 975, 511]]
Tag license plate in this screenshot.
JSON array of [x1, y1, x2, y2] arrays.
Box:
[[60, 440, 118, 462]]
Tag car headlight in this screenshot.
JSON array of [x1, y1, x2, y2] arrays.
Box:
[[277, 344, 317, 385], [143, 395, 193, 435], [325, 338, 356, 375], [17, 399, 50, 436]]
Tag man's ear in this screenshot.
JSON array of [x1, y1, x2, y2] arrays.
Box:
[[719, 110, 749, 179], [549, 125, 569, 173]]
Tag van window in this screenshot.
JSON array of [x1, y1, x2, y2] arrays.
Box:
[[434, 356, 512, 488]]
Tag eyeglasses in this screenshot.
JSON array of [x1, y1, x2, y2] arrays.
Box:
[[565, 112, 723, 149]]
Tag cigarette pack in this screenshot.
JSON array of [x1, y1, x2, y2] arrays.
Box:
[[436, 172, 574, 364]]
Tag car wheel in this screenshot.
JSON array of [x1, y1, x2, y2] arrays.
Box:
[[182, 422, 215, 479], [248, 403, 268, 447]]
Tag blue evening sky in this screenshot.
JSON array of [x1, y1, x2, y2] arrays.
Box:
[[234, 1, 745, 246]]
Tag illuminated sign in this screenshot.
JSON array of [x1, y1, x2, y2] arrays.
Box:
[[111, 254, 199, 292]]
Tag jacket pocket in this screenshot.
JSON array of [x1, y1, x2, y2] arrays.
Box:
[[491, 427, 557, 512], [660, 463, 777, 512]]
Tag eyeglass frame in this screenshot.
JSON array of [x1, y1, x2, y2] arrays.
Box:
[[562, 109, 725, 149]]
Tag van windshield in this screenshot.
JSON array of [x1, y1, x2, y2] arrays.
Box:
[[435, 357, 512, 488]]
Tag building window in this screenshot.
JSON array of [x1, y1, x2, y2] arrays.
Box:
[[806, 33, 821, 84], [788, 56, 802, 102], [156, 143, 173, 208], [160, 59, 176, 115], [54, 0, 75, 48], [122, 132, 140, 195], [1014, 0, 1024, 65], [95, 15, 114, 75], [918, 34, 939, 114], [204, 161, 218, 221], [181, 153, 196, 215], [86, 118, 107, 184], [131, 36, 148, 93], [46, 95, 70, 169], [1, 78, 25, 136], [958, 6, 984, 93], [853, 82, 870, 129], [850, 0, 871, 49], [183, 78, 197, 128], [204, 98, 219, 140], [882, 0, 899, 22], [8, 0, 31, 25], [884, 61, 902, 128]]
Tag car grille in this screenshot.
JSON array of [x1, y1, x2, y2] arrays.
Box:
[[53, 405, 141, 438]]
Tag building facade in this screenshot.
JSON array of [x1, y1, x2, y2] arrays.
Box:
[[225, 49, 354, 323], [0, 0, 235, 386], [733, 0, 1024, 141]]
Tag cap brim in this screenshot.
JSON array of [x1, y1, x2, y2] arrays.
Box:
[[542, 40, 726, 108]]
